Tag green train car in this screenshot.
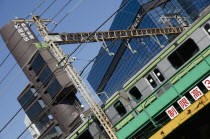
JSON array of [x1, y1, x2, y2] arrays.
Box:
[[67, 6, 210, 139]]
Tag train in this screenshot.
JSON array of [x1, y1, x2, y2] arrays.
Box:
[[67, 6, 210, 139]]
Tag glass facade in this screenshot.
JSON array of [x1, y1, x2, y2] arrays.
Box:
[[31, 54, 45, 74], [26, 100, 43, 121], [46, 79, 62, 97], [87, 0, 210, 102], [18, 88, 37, 110], [39, 66, 53, 86]]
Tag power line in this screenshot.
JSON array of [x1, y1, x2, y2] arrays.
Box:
[[0, 0, 46, 53], [68, 0, 133, 57], [0, 0, 132, 136], [0, 0, 58, 67], [79, 0, 204, 101], [0, 0, 63, 92], [47, 0, 74, 26], [51, 0, 85, 32], [0, 66, 61, 133], [0, 0, 205, 137]]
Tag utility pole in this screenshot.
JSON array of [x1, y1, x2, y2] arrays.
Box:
[[30, 15, 118, 139]]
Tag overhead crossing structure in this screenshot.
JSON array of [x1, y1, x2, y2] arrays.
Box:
[[48, 27, 185, 44]]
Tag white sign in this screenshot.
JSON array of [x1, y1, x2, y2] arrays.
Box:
[[166, 106, 179, 119], [177, 96, 191, 110], [202, 76, 210, 91], [189, 86, 204, 100], [14, 23, 35, 42]]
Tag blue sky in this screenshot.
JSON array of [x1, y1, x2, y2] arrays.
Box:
[[0, 0, 121, 138]]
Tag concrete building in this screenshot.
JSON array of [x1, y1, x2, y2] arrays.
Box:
[[0, 20, 83, 138], [24, 115, 41, 139]]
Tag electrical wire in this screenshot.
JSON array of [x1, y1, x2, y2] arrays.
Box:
[[15, 63, 90, 138], [78, 0, 163, 76], [0, 0, 133, 120], [0, 0, 75, 132], [0, 0, 207, 137], [0, 0, 46, 54], [79, 0, 204, 100], [0, 66, 61, 133], [0, 0, 61, 67], [47, 0, 74, 26], [51, 0, 85, 32], [0, 0, 148, 137], [0, 0, 62, 93], [68, 0, 133, 57], [0, 0, 47, 65]]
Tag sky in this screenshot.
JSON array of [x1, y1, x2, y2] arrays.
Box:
[[0, 0, 122, 138]]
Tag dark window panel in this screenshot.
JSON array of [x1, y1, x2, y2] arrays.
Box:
[[46, 79, 62, 98], [204, 23, 210, 35], [168, 51, 184, 69], [39, 66, 53, 86], [176, 39, 199, 62], [31, 54, 45, 74], [18, 88, 37, 110], [146, 74, 157, 88], [129, 86, 142, 102], [114, 101, 127, 117], [168, 39, 199, 69], [26, 101, 43, 121], [154, 68, 165, 82]]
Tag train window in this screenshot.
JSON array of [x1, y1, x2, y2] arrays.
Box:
[[146, 74, 157, 88], [114, 101, 127, 117], [168, 39, 199, 69], [129, 86, 142, 102], [153, 68, 165, 82], [204, 24, 210, 35]]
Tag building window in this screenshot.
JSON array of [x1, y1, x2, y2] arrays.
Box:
[[35, 115, 50, 133], [31, 54, 45, 74], [153, 68, 165, 82], [129, 86, 142, 102], [39, 66, 53, 86], [18, 88, 37, 110], [114, 101, 127, 117], [168, 39, 199, 69], [26, 101, 43, 121], [146, 74, 157, 88], [46, 79, 62, 98]]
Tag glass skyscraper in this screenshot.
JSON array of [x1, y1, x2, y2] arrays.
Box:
[[87, 0, 210, 102]]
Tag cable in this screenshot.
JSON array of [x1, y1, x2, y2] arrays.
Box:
[[78, 0, 163, 76], [51, 0, 85, 32], [47, 0, 73, 26], [1, 0, 208, 137], [0, 0, 61, 92], [17, 81, 75, 139], [0, 0, 46, 54], [0, 66, 61, 133], [0, 0, 131, 107], [16, 62, 90, 138], [68, 0, 133, 57], [0, 0, 82, 93], [0, 0, 58, 67], [79, 0, 206, 100], [0, 0, 47, 62]]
